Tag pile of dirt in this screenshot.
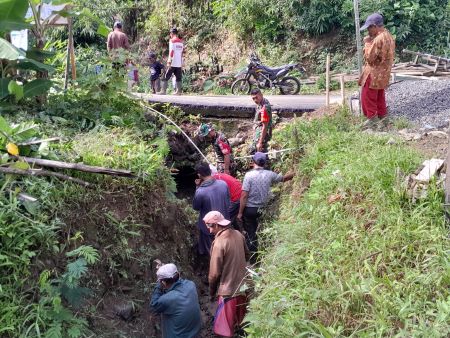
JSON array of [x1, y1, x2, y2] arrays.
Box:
[[52, 183, 214, 338]]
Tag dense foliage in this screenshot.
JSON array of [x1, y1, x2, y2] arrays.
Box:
[[70, 0, 450, 67], [246, 111, 449, 336]]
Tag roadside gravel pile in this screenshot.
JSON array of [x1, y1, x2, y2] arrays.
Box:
[[386, 79, 450, 128]]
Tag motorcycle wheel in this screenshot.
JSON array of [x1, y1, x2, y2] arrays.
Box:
[[279, 76, 301, 95], [231, 79, 252, 95]]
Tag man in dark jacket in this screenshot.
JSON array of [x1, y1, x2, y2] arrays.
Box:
[[150, 263, 202, 338], [193, 162, 230, 255]]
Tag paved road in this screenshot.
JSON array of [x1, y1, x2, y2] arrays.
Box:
[[136, 93, 340, 117]]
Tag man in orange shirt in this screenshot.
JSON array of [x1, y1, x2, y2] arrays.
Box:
[[358, 13, 395, 129]]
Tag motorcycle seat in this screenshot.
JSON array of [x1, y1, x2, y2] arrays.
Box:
[[260, 64, 293, 74]]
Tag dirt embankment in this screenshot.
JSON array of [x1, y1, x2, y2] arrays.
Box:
[[50, 183, 214, 337]]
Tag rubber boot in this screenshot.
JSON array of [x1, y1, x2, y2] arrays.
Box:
[[174, 81, 182, 96], [157, 80, 167, 95]]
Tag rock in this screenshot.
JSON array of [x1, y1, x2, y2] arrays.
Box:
[[229, 137, 245, 147], [114, 302, 136, 321], [386, 137, 396, 145], [426, 130, 448, 139]]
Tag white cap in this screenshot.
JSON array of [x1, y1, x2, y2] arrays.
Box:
[[156, 263, 178, 280]]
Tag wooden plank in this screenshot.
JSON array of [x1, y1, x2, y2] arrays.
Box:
[[415, 159, 445, 183]]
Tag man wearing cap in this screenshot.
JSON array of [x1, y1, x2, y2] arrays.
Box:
[[150, 263, 202, 338], [250, 88, 273, 154], [204, 211, 250, 337], [358, 13, 395, 129], [237, 152, 294, 256], [158, 27, 185, 95], [198, 123, 235, 175], [193, 162, 230, 255], [107, 21, 130, 54]]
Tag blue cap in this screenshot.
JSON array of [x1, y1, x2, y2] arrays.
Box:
[[360, 13, 384, 31], [253, 152, 267, 165]]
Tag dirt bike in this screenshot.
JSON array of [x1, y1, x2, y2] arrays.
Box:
[[231, 53, 306, 95]]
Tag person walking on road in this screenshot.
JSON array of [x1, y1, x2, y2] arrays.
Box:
[[198, 123, 235, 175], [250, 88, 273, 154], [237, 152, 294, 257], [148, 52, 165, 94], [210, 165, 242, 228], [158, 27, 185, 95], [193, 162, 230, 255], [204, 211, 250, 338], [150, 263, 202, 338], [107, 21, 130, 54], [358, 13, 395, 129]]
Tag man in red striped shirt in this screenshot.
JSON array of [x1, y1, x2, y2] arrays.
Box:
[[211, 165, 242, 227]]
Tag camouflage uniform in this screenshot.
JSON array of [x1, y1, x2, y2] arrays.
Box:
[[250, 98, 272, 154], [213, 132, 235, 174]]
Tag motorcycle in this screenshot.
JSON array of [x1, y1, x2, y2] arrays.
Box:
[[231, 53, 306, 95]]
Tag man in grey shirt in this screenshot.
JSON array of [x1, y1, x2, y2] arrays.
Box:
[[237, 152, 294, 259]]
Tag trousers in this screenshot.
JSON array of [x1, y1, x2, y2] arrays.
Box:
[[164, 67, 182, 81], [242, 207, 260, 257], [361, 75, 387, 119]]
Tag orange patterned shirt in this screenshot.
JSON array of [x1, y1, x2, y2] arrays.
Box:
[[360, 28, 395, 89]]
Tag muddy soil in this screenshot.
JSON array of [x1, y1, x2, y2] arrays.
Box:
[[56, 184, 215, 338]]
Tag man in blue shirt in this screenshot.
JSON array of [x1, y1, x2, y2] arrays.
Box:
[[193, 162, 230, 255], [150, 263, 202, 338]]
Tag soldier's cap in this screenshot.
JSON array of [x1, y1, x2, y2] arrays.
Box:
[[360, 13, 384, 31], [198, 123, 214, 137]]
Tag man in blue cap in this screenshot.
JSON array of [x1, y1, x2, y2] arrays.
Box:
[[358, 13, 395, 129], [237, 152, 294, 258]]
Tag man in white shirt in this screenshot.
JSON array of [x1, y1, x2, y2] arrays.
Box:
[[158, 27, 184, 95]]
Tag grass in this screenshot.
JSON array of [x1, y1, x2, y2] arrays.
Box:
[[245, 110, 449, 337]]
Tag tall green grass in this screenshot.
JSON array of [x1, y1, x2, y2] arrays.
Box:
[[246, 111, 449, 337]]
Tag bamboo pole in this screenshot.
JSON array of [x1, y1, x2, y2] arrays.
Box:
[[69, 18, 76, 80], [64, 18, 73, 90], [340, 75, 345, 105], [14, 156, 135, 177], [325, 54, 330, 107], [353, 0, 362, 75], [0, 167, 90, 187]]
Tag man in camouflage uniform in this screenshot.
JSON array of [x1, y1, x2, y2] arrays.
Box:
[[250, 88, 272, 154], [198, 123, 235, 175]]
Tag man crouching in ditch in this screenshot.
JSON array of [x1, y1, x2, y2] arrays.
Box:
[[150, 263, 202, 337]]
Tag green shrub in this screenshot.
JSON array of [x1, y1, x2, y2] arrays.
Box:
[[246, 111, 449, 336]]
